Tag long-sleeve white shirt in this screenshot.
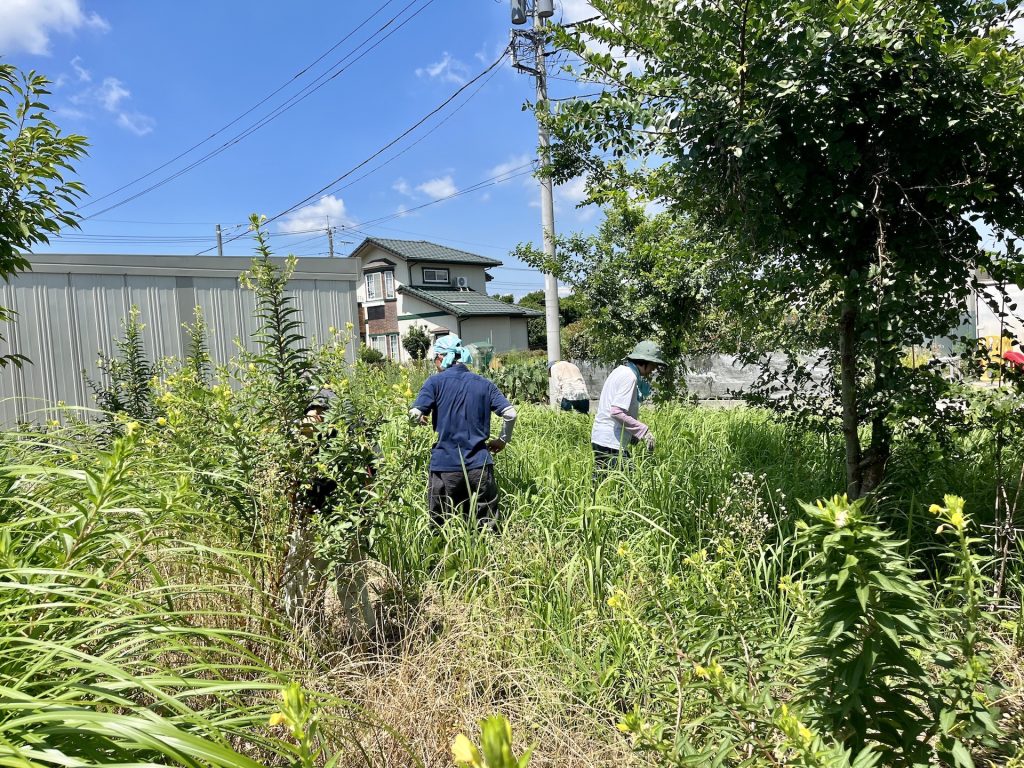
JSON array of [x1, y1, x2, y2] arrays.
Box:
[[550, 361, 590, 402]]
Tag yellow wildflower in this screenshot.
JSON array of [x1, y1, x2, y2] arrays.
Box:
[[606, 588, 627, 610], [929, 503, 942, 513], [451, 733, 481, 765], [156, 416, 167, 426], [268, 712, 288, 727]]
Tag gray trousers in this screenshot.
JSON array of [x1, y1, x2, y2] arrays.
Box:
[[428, 464, 499, 526]]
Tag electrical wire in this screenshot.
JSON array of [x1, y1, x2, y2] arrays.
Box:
[[78, 0, 401, 212], [201, 44, 514, 254], [83, 0, 437, 220]]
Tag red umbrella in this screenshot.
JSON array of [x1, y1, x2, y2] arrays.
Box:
[[1003, 350, 1024, 368]]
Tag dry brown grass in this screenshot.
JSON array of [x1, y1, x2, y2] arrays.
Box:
[[311, 575, 644, 768]]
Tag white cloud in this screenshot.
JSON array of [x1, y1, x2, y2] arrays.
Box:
[[117, 112, 155, 136], [475, 40, 511, 64], [557, 284, 572, 297], [416, 175, 458, 200], [70, 55, 91, 82], [0, 0, 108, 55], [558, 0, 599, 23], [278, 196, 354, 234], [392, 178, 413, 197], [554, 0, 643, 76], [556, 176, 596, 221], [54, 105, 87, 120], [66, 69, 155, 136], [97, 77, 129, 111], [490, 153, 534, 179], [415, 52, 470, 85], [525, 176, 597, 220]]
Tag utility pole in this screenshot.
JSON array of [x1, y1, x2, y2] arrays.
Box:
[[215, 224, 223, 256], [512, 0, 560, 392], [327, 224, 335, 258]]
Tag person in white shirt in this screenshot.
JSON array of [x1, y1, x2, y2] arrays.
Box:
[[548, 360, 591, 414], [591, 340, 666, 470]]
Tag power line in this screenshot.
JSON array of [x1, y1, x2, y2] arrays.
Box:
[[201, 44, 513, 254], [315, 163, 535, 252], [320, 58, 506, 199], [83, 0, 437, 220], [78, 0, 401, 212]]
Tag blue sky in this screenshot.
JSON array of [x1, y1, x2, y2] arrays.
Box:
[[1, 0, 602, 297]]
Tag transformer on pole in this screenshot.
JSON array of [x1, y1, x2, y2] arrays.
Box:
[[510, 0, 562, 405]]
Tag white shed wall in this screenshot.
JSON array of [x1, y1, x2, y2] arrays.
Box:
[[0, 254, 359, 424]]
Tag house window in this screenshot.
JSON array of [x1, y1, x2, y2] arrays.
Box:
[[423, 267, 449, 284], [369, 333, 402, 360], [365, 272, 382, 300], [384, 270, 396, 298]]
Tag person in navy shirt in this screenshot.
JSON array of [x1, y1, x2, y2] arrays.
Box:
[[409, 335, 517, 525]]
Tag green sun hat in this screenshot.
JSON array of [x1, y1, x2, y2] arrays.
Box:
[[628, 339, 667, 367]]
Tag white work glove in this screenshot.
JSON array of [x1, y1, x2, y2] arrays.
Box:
[[643, 432, 655, 452]]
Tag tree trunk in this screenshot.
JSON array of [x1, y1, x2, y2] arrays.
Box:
[[860, 414, 890, 496], [839, 285, 863, 499]]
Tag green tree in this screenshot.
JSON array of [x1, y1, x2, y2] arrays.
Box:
[[402, 324, 430, 360], [0, 64, 88, 367], [517, 197, 722, 368], [547, 0, 1024, 497], [516, 289, 585, 352]]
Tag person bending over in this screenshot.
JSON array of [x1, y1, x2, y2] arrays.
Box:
[[409, 335, 517, 526]]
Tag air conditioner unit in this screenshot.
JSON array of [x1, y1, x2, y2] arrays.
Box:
[[455, 276, 469, 289]]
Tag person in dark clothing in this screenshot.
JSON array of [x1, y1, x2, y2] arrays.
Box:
[[409, 335, 517, 526], [295, 385, 339, 515]]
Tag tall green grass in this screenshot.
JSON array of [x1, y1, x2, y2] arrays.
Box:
[[0, 426, 396, 767], [3, 349, 1016, 766]]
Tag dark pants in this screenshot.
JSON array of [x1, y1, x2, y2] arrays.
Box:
[[592, 442, 630, 477], [428, 464, 499, 526], [560, 398, 590, 414]]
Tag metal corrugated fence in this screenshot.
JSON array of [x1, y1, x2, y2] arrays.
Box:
[[0, 254, 359, 425]]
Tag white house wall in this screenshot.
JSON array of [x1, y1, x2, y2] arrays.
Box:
[[410, 263, 487, 291], [461, 316, 515, 353], [976, 282, 1024, 342], [0, 254, 359, 425], [397, 293, 458, 343], [510, 318, 529, 351]]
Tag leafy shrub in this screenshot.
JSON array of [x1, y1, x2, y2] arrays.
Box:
[[86, 304, 156, 424], [402, 324, 430, 360], [485, 360, 548, 404], [358, 344, 385, 364]]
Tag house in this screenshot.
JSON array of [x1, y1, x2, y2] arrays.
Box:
[[349, 238, 542, 361]]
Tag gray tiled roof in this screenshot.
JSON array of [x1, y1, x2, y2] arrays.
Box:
[[357, 237, 503, 266], [399, 285, 543, 318]]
